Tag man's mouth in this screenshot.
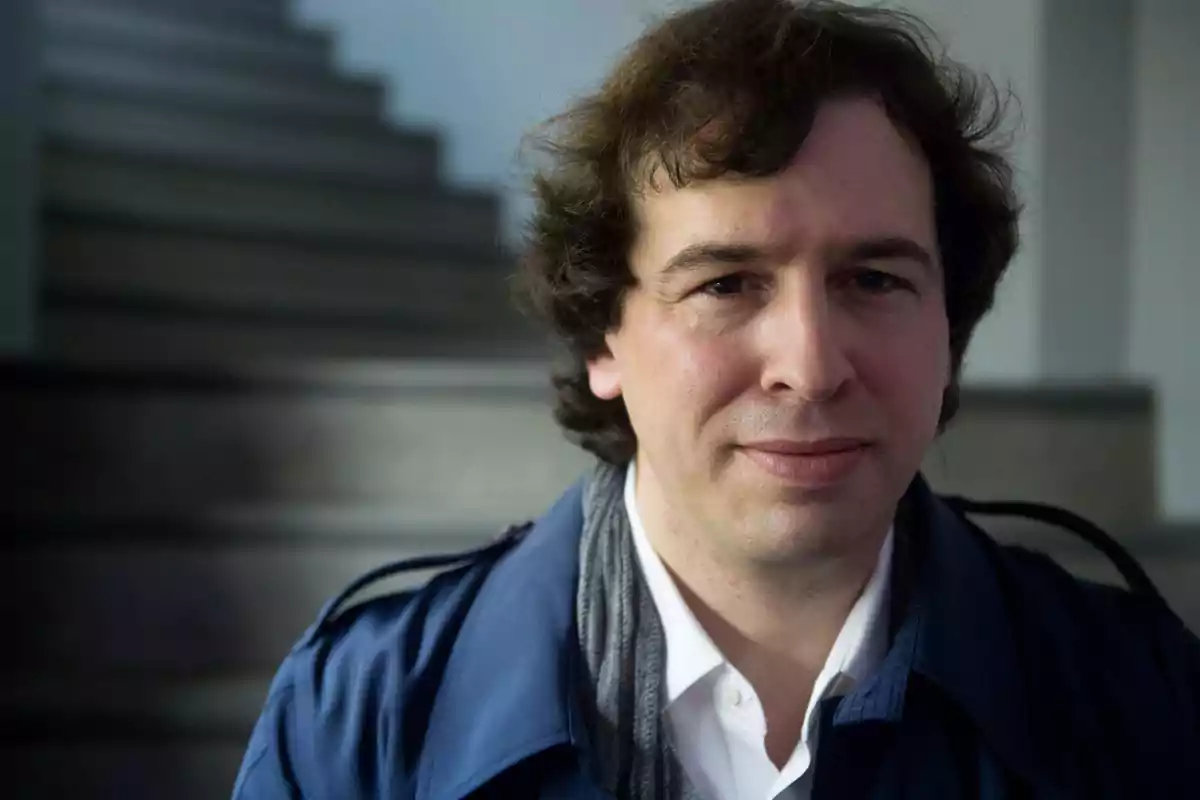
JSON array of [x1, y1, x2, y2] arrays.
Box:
[[737, 438, 872, 485]]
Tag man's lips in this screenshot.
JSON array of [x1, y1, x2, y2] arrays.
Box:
[[738, 438, 872, 455], [736, 438, 873, 485]]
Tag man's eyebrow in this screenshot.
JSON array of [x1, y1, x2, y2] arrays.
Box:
[[658, 243, 770, 278], [656, 236, 938, 283], [823, 236, 937, 273]]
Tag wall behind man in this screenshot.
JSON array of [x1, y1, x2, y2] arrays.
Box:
[[1129, 0, 1200, 520], [880, 0, 1046, 385]]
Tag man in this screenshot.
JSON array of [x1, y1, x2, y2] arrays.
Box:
[[233, 0, 1200, 797]]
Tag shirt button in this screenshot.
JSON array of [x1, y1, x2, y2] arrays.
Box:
[[724, 682, 745, 709]]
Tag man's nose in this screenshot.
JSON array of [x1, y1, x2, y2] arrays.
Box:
[[757, 279, 855, 402]]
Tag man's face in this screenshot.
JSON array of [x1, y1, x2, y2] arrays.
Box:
[[587, 96, 950, 565]]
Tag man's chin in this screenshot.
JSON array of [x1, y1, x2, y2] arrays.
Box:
[[727, 479, 895, 552]]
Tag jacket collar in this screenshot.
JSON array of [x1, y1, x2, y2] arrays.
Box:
[[418, 474, 1042, 799], [830, 476, 1043, 786]]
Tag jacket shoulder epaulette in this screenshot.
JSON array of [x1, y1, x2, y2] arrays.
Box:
[[300, 521, 534, 647]]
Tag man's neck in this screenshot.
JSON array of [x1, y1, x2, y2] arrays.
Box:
[[660, 518, 882, 667], [662, 525, 886, 767]]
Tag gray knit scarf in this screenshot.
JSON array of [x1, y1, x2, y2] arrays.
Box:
[[575, 460, 704, 800]]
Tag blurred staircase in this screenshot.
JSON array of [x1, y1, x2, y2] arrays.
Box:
[[2, 1, 1197, 797], [0, 360, 588, 799], [7, 0, 551, 795], [36, 0, 543, 363]]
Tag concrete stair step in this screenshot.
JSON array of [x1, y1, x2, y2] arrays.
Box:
[[40, 0, 334, 78], [924, 385, 1156, 531], [41, 221, 516, 331], [0, 358, 586, 518], [3, 673, 270, 740], [2, 517, 495, 672], [41, 147, 501, 255], [42, 85, 440, 186], [39, 218, 537, 361], [38, 222, 538, 360], [982, 521, 1200, 631], [43, 39, 381, 122], [38, 217, 544, 361], [37, 304, 552, 363]]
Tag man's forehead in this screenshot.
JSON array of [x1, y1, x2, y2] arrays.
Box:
[[631, 99, 936, 265]]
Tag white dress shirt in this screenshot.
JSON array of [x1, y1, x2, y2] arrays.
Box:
[[624, 462, 894, 800]]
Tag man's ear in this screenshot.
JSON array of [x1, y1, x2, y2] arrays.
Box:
[[586, 344, 622, 400]]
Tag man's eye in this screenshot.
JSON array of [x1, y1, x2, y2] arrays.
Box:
[[850, 269, 913, 295], [697, 274, 749, 297]]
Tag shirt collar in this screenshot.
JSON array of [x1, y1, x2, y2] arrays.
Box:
[[825, 524, 894, 689]]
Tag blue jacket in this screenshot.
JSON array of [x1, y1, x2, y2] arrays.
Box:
[[233, 476, 1200, 799]]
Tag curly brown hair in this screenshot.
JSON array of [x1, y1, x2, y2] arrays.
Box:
[[515, 0, 1020, 465]]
